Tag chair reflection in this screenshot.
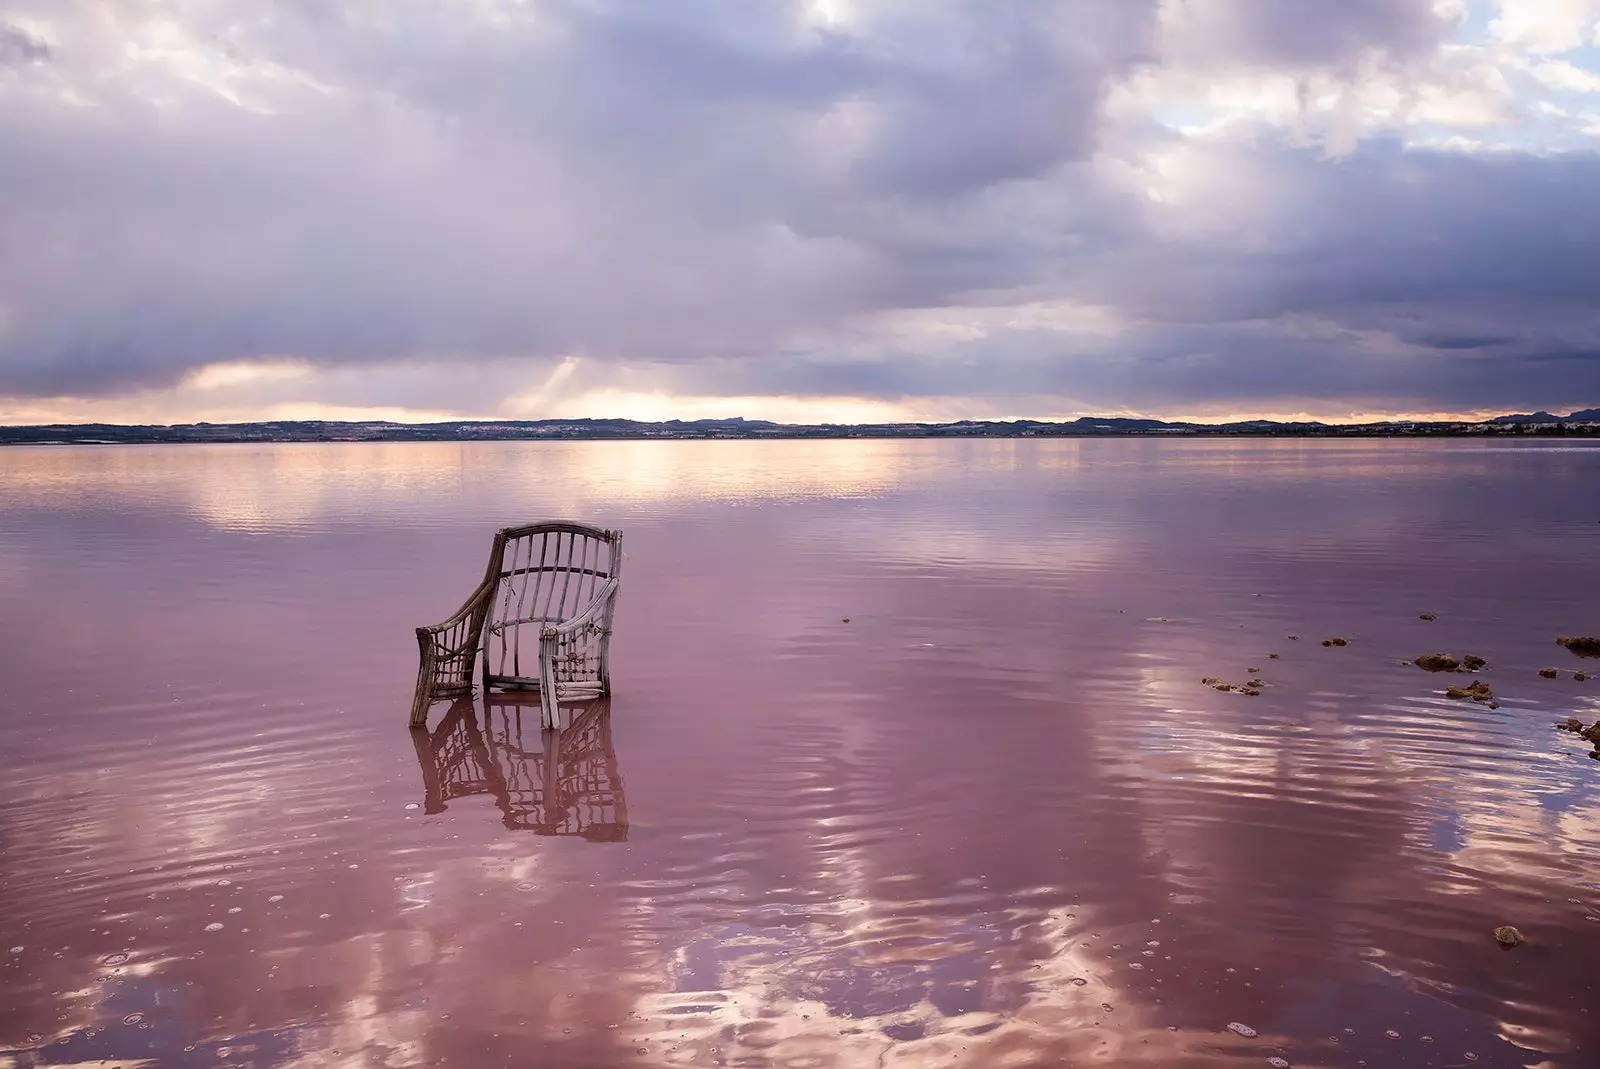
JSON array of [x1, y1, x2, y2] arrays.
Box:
[[410, 694, 628, 841]]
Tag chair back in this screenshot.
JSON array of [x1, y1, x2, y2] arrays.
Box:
[[482, 521, 622, 683]]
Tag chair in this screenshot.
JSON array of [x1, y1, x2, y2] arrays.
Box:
[[411, 522, 623, 729]]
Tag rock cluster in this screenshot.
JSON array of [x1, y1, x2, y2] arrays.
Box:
[[1556, 636, 1600, 657], [1555, 717, 1600, 759], [1445, 680, 1493, 702], [1202, 676, 1265, 697], [1556, 718, 1600, 743], [1413, 653, 1487, 672]]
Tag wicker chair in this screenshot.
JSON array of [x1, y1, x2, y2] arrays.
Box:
[[410, 522, 623, 729]]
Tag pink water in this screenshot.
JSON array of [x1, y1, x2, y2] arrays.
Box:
[[1, 438, 1598, 1068]]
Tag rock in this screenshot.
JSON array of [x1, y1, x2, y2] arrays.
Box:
[[1582, 723, 1600, 743], [1288, 635, 1300, 641], [1323, 637, 1349, 647], [1558, 717, 1585, 732], [1539, 668, 1559, 679], [1556, 636, 1600, 657], [1268, 653, 1280, 659], [1420, 612, 1437, 621], [1415, 653, 1460, 672], [842, 617, 850, 623], [1488, 702, 1500, 709], [1205, 676, 1261, 696], [1247, 666, 1261, 673], [1576, 671, 1589, 682], [1461, 655, 1487, 671], [1494, 926, 1524, 947], [1446, 681, 1493, 702]]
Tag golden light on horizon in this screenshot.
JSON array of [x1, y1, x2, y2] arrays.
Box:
[[0, 357, 1588, 430]]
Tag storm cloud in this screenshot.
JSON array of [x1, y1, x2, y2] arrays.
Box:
[[1, 0, 1598, 421]]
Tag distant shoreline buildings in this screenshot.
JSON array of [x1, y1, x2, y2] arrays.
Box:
[[3, 410, 1599, 446]]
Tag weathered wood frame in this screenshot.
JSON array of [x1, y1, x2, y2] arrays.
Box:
[[411, 521, 622, 729]]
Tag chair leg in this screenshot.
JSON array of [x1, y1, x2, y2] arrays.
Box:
[[409, 687, 432, 729], [410, 632, 437, 728], [539, 628, 560, 730]]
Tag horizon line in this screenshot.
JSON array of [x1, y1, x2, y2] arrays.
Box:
[[4, 408, 1599, 433]]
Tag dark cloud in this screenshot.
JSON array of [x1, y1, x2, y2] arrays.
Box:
[[1415, 335, 1516, 351], [0, 22, 50, 65], [702, 135, 1600, 412], [0, 0, 1597, 417], [1087, 141, 1600, 317], [1161, 0, 1455, 71], [0, 1, 1159, 398], [674, 318, 1600, 416], [650, 135, 1600, 413]]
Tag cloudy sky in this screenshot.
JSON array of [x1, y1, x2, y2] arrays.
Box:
[[2, 0, 1599, 425]]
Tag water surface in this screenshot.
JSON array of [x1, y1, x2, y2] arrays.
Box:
[[1, 439, 1598, 1068]]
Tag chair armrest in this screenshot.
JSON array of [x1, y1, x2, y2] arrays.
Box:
[[418, 575, 497, 648], [411, 574, 498, 727], [546, 577, 620, 637]]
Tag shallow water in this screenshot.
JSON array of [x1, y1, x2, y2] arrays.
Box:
[[1, 438, 1598, 1069]]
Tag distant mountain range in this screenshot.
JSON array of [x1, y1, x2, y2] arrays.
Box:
[[1487, 409, 1600, 423], [2, 410, 1598, 446]]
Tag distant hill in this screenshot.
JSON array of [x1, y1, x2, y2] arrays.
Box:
[[1489, 409, 1600, 424], [2, 410, 1597, 446], [1066, 416, 1175, 430]]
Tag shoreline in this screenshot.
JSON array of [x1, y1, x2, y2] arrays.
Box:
[[4, 415, 1599, 446]]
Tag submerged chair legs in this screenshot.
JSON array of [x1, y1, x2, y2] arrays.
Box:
[[539, 627, 561, 730]]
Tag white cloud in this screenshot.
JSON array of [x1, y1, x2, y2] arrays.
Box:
[[183, 359, 313, 391], [1489, 0, 1600, 53], [1528, 57, 1600, 90]]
